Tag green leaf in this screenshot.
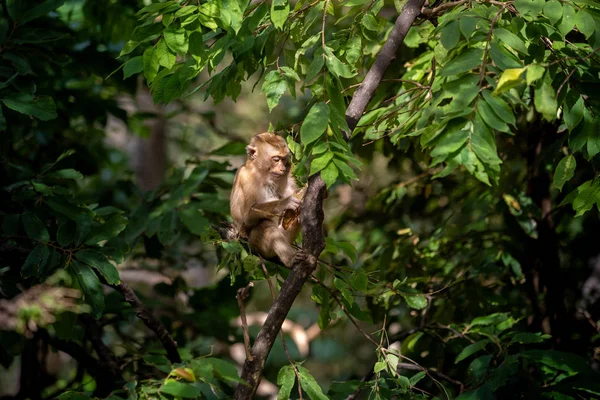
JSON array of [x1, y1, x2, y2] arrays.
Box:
[[297, 365, 328, 400], [350, 268, 368, 291], [22, 212, 50, 242], [2, 93, 57, 121], [20, 0, 65, 25], [471, 312, 509, 326], [563, 96, 584, 131], [301, 103, 329, 146], [155, 39, 176, 69], [481, 90, 515, 125], [164, 27, 188, 54], [85, 215, 128, 245], [410, 371, 426, 386], [220, 0, 244, 34], [262, 70, 287, 112], [455, 339, 490, 363], [456, 384, 494, 400], [374, 361, 386, 373], [305, 53, 325, 82], [525, 64, 545, 85], [160, 381, 201, 398], [441, 21, 460, 50], [477, 100, 510, 132], [494, 28, 528, 54], [510, 332, 550, 344], [46, 169, 84, 180], [57, 219, 75, 247], [71, 260, 104, 319], [123, 56, 143, 79], [189, 31, 206, 58], [321, 161, 339, 188], [75, 249, 120, 285], [277, 365, 295, 400], [543, 0, 562, 24], [515, 0, 544, 19], [158, 210, 179, 246], [401, 294, 428, 309], [179, 204, 209, 236], [553, 155, 576, 191], [338, 242, 357, 262], [534, 81, 558, 121], [521, 350, 590, 374], [459, 16, 477, 39], [558, 5, 576, 36], [22, 244, 49, 278], [271, 0, 290, 30], [573, 180, 600, 217], [493, 68, 525, 95], [310, 151, 334, 175], [439, 48, 484, 77], [143, 47, 160, 83], [575, 10, 595, 38], [325, 48, 356, 79]]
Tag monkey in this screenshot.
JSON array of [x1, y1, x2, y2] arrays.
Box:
[[230, 132, 302, 266]]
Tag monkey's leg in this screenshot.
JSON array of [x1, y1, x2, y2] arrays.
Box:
[[248, 220, 296, 267]]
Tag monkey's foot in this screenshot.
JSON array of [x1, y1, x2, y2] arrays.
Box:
[[293, 249, 316, 266]]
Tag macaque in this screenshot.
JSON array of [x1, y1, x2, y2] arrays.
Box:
[[230, 133, 302, 266]]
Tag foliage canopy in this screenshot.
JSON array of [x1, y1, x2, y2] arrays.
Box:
[[2, 0, 600, 398]]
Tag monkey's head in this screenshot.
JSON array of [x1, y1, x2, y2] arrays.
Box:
[[246, 133, 291, 179]]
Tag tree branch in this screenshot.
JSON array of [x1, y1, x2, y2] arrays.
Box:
[[112, 282, 181, 364], [234, 175, 327, 399], [234, 0, 426, 396], [345, 0, 427, 132]]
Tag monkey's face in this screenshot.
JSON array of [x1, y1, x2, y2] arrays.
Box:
[[264, 145, 290, 179]]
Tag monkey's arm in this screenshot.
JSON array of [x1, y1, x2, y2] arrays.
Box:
[[248, 197, 299, 223]]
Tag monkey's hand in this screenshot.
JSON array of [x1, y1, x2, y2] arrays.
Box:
[[281, 195, 301, 212]]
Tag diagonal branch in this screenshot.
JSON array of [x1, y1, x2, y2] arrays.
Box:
[[346, 0, 427, 132], [234, 0, 426, 397], [112, 282, 181, 364]]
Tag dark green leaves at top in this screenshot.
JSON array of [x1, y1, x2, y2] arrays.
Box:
[[439, 48, 484, 77], [553, 155, 576, 191], [71, 261, 104, 319], [22, 212, 50, 242], [2, 93, 57, 121], [75, 249, 120, 285], [300, 103, 330, 145], [271, 0, 290, 30]]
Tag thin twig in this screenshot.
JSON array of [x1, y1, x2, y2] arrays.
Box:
[[236, 282, 255, 362]]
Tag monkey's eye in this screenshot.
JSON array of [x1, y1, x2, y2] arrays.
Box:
[[272, 157, 281, 162]]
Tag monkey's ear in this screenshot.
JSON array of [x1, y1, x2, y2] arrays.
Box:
[[246, 145, 258, 159]]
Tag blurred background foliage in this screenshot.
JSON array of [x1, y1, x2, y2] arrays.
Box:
[[1, 0, 600, 399]]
